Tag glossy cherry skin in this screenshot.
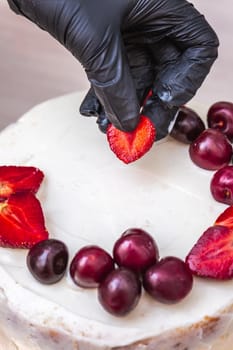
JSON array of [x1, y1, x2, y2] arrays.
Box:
[[98, 268, 141, 316], [189, 128, 232, 170], [210, 165, 233, 205], [70, 245, 115, 288], [27, 239, 69, 284], [207, 101, 233, 142], [113, 228, 159, 274], [143, 256, 193, 304], [170, 106, 205, 144]]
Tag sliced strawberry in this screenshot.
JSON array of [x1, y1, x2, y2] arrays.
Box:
[[214, 206, 233, 229], [0, 166, 44, 198], [107, 115, 156, 164], [0, 192, 48, 248], [185, 225, 233, 279]]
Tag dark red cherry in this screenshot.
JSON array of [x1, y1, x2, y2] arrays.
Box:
[[210, 165, 233, 205], [170, 106, 205, 144], [113, 228, 159, 274], [189, 128, 232, 170], [98, 268, 141, 316], [27, 239, 68, 284], [70, 245, 115, 288], [143, 256, 193, 304], [207, 101, 233, 142]]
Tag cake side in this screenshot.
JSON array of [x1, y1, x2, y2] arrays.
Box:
[[0, 91, 233, 349], [1, 262, 233, 350]]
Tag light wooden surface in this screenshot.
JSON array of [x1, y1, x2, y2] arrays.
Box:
[[0, 0, 232, 130]]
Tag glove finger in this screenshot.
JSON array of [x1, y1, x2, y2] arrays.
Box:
[[96, 110, 111, 134], [122, 34, 181, 110], [82, 43, 155, 119], [148, 38, 182, 75], [7, 0, 36, 21], [143, 95, 178, 141], [81, 42, 155, 129], [142, 39, 181, 140], [85, 33, 140, 132], [79, 87, 101, 117], [145, 38, 181, 105], [123, 0, 218, 107], [123, 41, 155, 106], [79, 86, 110, 134]]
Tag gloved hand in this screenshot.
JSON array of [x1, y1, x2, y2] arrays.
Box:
[[8, 0, 219, 139], [80, 38, 182, 138]]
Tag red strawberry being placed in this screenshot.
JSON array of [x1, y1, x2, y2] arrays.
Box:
[[107, 115, 156, 164], [185, 225, 233, 280], [0, 166, 44, 199], [0, 192, 48, 248]]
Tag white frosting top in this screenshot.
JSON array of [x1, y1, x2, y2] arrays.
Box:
[[0, 91, 232, 348]]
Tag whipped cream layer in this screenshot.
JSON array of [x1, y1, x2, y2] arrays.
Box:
[[0, 91, 233, 350]]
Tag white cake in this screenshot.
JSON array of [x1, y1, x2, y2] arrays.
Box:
[[1, 91, 233, 350]]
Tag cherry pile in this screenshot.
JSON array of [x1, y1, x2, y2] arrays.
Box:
[[27, 228, 193, 316], [170, 101, 233, 205]]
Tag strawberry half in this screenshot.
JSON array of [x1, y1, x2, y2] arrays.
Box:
[[0, 192, 48, 248], [214, 206, 233, 229], [107, 115, 156, 164], [185, 225, 233, 279], [0, 166, 44, 199]]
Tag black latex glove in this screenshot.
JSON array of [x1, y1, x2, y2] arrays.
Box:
[[80, 38, 182, 138], [8, 0, 219, 138]]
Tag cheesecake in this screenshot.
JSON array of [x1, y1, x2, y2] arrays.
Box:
[[0, 91, 233, 350]]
